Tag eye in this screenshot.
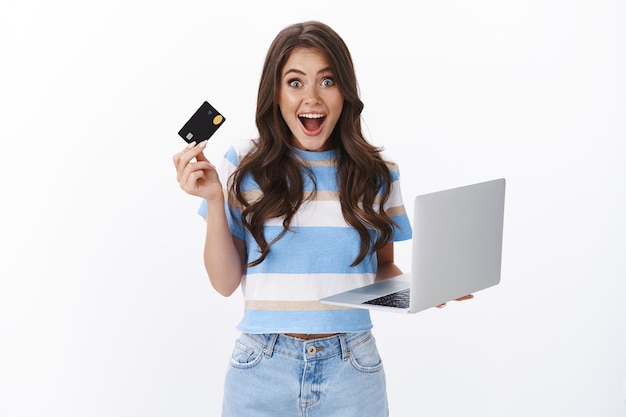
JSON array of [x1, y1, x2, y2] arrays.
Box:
[[321, 77, 335, 87], [288, 79, 303, 88]]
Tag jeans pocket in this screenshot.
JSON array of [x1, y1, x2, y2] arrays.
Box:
[[348, 334, 384, 373], [229, 336, 265, 369]]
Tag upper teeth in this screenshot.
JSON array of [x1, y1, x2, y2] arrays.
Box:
[[299, 113, 325, 119]]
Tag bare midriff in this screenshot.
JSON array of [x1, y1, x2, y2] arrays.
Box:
[[284, 333, 338, 340]]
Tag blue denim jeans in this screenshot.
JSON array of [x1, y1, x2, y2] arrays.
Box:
[[222, 331, 389, 417]]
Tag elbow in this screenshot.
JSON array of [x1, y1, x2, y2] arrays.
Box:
[[209, 275, 241, 297], [213, 285, 238, 297]]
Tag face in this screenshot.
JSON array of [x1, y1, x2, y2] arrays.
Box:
[[278, 47, 344, 151]]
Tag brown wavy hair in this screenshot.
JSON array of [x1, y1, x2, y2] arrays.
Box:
[[229, 21, 397, 267]]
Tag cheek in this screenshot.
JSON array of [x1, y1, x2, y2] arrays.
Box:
[[329, 97, 345, 118], [278, 102, 294, 125], [324, 90, 344, 109], [278, 93, 299, 114]]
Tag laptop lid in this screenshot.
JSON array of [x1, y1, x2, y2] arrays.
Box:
[[408, 177, 505, 312], [319, 178, 506, 314]]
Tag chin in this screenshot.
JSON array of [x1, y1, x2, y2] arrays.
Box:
[[301, 143, 330, 152], [293, 136, 331, 152]]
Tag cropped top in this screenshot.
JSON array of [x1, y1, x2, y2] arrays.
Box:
[[199, 140, 412, 334]]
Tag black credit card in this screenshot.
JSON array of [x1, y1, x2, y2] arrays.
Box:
[[178, 101, 226, 143]]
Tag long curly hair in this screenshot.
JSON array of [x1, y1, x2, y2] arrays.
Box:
[[229, 21, 397, 267]]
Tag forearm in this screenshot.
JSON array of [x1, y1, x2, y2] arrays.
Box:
[[203, 199, 244, 296], [374, 243, 403, 282], [375, 261, 403, 282]]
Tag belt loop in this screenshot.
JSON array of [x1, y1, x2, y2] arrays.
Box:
[[264, 334, 279, 358], [338, 333, 349, 361]]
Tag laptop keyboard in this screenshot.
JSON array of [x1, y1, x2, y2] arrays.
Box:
[[363, 289, 410, 309]]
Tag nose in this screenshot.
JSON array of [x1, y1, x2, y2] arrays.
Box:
[[303, 86, 321, 105]]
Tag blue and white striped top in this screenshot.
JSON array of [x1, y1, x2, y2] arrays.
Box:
[[199, 140, 412, 334]]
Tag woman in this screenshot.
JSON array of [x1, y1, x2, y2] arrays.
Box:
[[174, 21, 412, 417]]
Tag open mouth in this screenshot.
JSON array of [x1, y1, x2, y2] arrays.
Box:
[[298, 113, 326, 135]]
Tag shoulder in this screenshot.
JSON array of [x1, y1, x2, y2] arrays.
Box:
[[218, 139, 258, 182], [379, 150, 401, 179], [224, 139, 259, 167]]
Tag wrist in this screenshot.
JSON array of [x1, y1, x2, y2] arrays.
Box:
[[204, 194, 225, 208]]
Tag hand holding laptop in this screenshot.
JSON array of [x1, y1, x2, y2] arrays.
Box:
[[436, 293, 474, 308]]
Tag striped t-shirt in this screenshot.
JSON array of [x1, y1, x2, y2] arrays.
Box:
[[199, 140, 412, 334]]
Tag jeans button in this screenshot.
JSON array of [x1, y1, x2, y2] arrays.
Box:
[[307, 346, 316, 355]]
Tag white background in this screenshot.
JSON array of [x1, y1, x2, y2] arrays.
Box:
[[1, 0, 625, 416]]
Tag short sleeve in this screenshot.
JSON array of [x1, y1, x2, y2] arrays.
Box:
[[384, 161, 412, 242]]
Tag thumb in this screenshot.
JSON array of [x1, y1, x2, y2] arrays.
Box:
[[194, 146, 217, 171], [195, 141, 210, 162], [196, 150, 209, 162]]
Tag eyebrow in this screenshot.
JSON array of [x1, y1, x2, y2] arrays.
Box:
[[282, 67, 333, 78]]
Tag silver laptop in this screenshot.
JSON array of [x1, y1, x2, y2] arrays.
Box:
[[320, 178, 506, 314]]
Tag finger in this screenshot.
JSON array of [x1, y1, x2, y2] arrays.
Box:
[[454, 294, 474, 302], [195, 141, 210, 162], [181, 169, 210, 193], [175, 141, 208, 180], [173, 141, 197, 162], [172, 141, 197, 172], [436, 303, 447, 308], [179, 160, 214, 188], [181, 141, 197, 153]]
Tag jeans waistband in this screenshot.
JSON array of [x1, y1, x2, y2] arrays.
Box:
[[241, 331, 374, 362]]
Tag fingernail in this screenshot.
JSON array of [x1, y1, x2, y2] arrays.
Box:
[[186, 141, 196, 149], [199, 140, 208, 148]]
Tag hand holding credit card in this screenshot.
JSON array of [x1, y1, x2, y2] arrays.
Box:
[[178, 101, 226, 143]]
